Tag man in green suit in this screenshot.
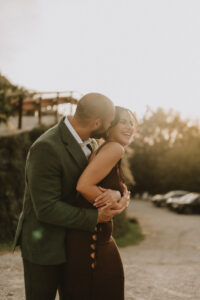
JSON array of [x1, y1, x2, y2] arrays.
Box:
[[13, 93, 129, 300]]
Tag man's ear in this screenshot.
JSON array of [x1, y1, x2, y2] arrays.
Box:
[[94, 118, 101, 128], [90, 118, 101, 129]]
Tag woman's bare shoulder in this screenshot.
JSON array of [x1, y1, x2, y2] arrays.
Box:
[[97, 141, 124, 157]]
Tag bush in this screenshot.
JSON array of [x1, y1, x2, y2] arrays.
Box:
[[0, 126, 50, 242], [113, 210, 130, 238]]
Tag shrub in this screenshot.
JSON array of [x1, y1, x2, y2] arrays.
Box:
[[0, 126, 50, 242]]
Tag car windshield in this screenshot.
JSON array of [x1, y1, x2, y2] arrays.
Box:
[[164, 191, 186, 199], [181, 193, 198, 202]]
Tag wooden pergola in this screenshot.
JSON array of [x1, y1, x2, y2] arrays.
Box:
[[9, 91, 81, 129]]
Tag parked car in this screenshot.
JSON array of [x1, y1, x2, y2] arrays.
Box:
[[152, 190, 188, 207], [166, 193, 188, 209], [151, 194, 163, 206], [167, 192, 200, 214]]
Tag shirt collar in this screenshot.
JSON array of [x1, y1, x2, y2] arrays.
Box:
[[64, 116, 90, 146]]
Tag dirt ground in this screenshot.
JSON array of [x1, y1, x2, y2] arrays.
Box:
[[0, 199, 200, 300]]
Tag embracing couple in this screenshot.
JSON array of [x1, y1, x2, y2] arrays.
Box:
[[13, 93, 137, 300]]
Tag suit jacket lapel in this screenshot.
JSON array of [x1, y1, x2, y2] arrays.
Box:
[[58, 117, 88, 171]]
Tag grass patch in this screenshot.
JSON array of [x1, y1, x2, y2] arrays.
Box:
[[0, 242, 13, 254], [115, 221, 145, 248]]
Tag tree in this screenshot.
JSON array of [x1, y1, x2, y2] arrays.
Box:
[[0, 74, 27, 125], [129, 107, 200, 194], [0, 74, 17, 124]]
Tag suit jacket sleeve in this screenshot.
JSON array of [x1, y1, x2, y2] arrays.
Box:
[[26, 142, 98, 232]]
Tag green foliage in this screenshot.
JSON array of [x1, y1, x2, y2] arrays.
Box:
[[0, 75, 15, 123], [121, 147, 135, 186], [0, 74, 14, 90], [129, 107, 200, 194], [115, 221, 144, 247], [0, 91, 13, 122], [113, 210, 130, 238], [0, 125, 50, 242], [0, 73, 27, 124]]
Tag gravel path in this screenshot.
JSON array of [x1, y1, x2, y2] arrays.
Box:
[[121, 200, 200, 300], [0, 199, 200, 300]]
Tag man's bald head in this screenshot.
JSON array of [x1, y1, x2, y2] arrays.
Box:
[[74, 93, 114, 124]]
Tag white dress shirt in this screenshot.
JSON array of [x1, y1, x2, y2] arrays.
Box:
[[64, 116, 91, 159]]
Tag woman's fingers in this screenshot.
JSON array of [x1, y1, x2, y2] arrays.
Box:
[[94, 190, 111, 206], [94, 198, 109, 207], [98, 186, 107, 192], [94, 188, 127, 208], [95, 190, 109, 202], [100, 201, 114, 209], [94, 193, 110, 207]]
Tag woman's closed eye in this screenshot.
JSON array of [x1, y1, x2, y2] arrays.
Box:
[[119, 118, 134, 127]]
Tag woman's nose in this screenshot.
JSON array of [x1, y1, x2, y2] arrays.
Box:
[[126, 122, 133, 129]]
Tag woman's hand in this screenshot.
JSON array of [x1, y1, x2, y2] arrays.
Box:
[[93, 187, 121, 208], [97, 189, 131, 222], [94, 186, 131, 210]]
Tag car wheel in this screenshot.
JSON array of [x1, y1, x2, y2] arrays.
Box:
[[183, 206, 193, 214]]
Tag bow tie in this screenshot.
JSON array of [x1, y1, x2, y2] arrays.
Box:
[[80, 141, 92, 151], [86, 143, 93, 151]]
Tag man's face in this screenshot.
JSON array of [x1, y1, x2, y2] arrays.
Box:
[[90, 113, 115, 139]]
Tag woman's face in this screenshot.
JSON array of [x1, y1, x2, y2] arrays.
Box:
[[107, 110, 135, 146]]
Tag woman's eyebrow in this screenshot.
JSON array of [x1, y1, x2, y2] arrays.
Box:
[[120, 118, 134, 125], [120, 118, 132, 122]]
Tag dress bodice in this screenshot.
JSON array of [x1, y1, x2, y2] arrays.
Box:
[[75, 162, 123, 209]]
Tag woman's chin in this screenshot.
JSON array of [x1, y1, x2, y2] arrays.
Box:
[[120, 138, 131, 146], [118, 140, 129, 147]]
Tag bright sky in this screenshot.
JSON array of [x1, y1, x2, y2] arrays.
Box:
[[0, 0, 200, 120]]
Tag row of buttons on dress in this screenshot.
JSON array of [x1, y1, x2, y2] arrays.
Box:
[[90, 226, 97, 269], [90, 225, 102, 269]]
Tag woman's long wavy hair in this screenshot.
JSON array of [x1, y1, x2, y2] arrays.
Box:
[[104, 106, 138, 141], [103, 106, 138, 185]]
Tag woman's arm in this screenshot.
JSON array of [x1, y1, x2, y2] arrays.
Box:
[[76, 142, 124, 204]]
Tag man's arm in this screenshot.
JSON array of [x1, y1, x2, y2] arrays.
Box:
[[27, 142, 98, 232]]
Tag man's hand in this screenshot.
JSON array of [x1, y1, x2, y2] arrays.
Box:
[[97, 189, 131, 223], [97, 203, 124, 223], [116, 188, 131, 209], [122, 183, 128, 196], [94, 187, 121, 208], [94, 185, 131, 210]]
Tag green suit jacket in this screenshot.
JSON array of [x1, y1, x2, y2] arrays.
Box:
[[13, 117, 98, 265]]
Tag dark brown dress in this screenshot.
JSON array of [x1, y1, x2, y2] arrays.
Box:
[[65, 151, 124, 299]]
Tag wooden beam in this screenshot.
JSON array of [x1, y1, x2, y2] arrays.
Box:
[[38, 97, 42, 125], [18, 95, 23, 129], [54, 93, 59, 123]]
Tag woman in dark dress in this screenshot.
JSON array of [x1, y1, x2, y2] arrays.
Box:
[[65, 107, 137, 300]]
